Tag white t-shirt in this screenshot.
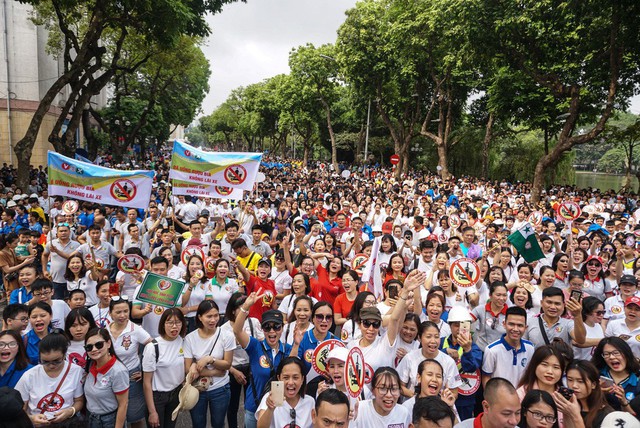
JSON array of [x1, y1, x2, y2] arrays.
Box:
[[573, 322, 604, 360], [340, 319, 362, 346], [67, 271, 98, 306], [142, 336, 185, 392], [183, 280, 210, 318], [348, 333, 399, 399], [396, 349, 462, 393], [183, 328, 235, 391], [271, 269, 293, 296], [66, 340, 88, 369], [278, 294, 318, 318], [109, 320, 151, 371], [353, 399, 411, 428], [16, 361, 84, 415], [256, 394, 315, 428], [50, 299, 71, 330], [605, 319, 640, 355], [89, 304, 112, 328], [207, 277, 239, 314]]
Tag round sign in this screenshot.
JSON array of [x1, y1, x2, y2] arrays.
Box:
[[223, 164, 247, 186], [215, 186, 233, 196], [193, 269, 204, 280], [459, 370, 482, 396], [205, 257, 217, 272], [438, 233, 448, 244], [110, 179, 137, 203], [256, 172, 266, 183], [341, 170, 351, 179], [319, 163, 326, 170], [345, 347, 366, 398], [527, 211, 543, 226], [557, 201, 581, 222], [626, 236, 636, 247], [62, 200, 79, 215], [351, 253, 369, 276], [117, 254, 145, 273], [181, 245, 205, 266], [449, 213, 461, 229], [449, 258, 481, 288], [596, 203, 605, 213], [634, 229, 640, 239], [312, 339, 346, 377], [390, 154, 400, 165]]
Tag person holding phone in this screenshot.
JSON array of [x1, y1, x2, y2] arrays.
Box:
[[592, 337, 640, 411], [439, 306, 482, 420], [256, 357, 314, 428], [562, 270, 590, 320], [572, 296, 605, 360]]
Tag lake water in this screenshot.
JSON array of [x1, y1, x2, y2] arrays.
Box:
[[574, 171, 639, 191]]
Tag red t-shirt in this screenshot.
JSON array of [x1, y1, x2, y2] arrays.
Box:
[[333, 293, 355, 318], [314, 265, 343, 306], [246, 275, 276, 321]]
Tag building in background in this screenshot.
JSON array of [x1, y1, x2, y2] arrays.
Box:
[[0, 0, 107, 167]]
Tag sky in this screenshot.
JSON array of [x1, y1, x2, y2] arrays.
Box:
[[200, 0, 640, 118], [201, 0, 357, 116]]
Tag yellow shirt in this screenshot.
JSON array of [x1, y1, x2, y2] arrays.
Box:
[[237, 251, 261, 274]]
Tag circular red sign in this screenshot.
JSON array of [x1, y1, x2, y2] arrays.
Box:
[[449, 258, 481, 288], [224, 165, 247, 185], [215, 186, 233, 196], [390, 154, 400, 165], [109, 179, 137, 203], [311, 339, 346, 377], [117, 254, 145, 273]]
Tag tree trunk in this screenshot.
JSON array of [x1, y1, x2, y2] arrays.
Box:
[[82, 109, 99, 160], [436, 143, 451, 179], [321, 101, 338, 171], [303, 140, 310, 167], [531, 152, 557, 204], [482, 112, 494, 179]]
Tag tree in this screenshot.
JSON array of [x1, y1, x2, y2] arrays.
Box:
[[14, 0, 240, 189], [601, 114, 640, 191], [288, 44, 341, 171], [467, 0, 640, 202]]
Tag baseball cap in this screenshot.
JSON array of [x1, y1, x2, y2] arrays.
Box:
[[258, 258, 272, 268], [371, 225, 382, 233], [359, 307, 382, 321], [620, 275, 639, 287], [261, 310, 284, 326], [382, 221, 393, 234], [6, 200, 16, 207], [326, 347, 349, 363], [601, 411, 640, 428], [625, 296, 640, 307]]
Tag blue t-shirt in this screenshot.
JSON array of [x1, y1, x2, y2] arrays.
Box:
[[9, 287, 32, 305], [23, 329, 51, 365], [244, 337, 291, 413], [298, 329, 338, 376], [0, 360, 34, 388]]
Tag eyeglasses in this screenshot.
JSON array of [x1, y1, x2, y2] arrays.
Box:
[[165, 321, 183, 326], [111, 295, 129, 302], [376, 386, 401, 396], [84, 341, 106, 352], [595, 310, 606, 316], [0, 341, 18, 350], [40, 357, 65, 367], [289, 409, 296, 428], [57, 222, 70, 227], [10, 317, 28, 323], [602, 350, 622, 359], [262, 323, 283, 332], [33, 290, 52, 297], [363, 299, 377, 307], [362, 319, 381, 329], [526, 409, 557, 424], [314, 314, 332, 322]]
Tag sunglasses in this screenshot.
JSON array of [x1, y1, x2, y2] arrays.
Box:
[[40, 357, 65, 367], [587, 262, 601, 267], [594, 310, 606, 316], [289, 409, 296, 428], [362, 319, 381, 329], [262, 323, 282, 332], [84, 340, 106, 352], [314, 314, 332, 322], [57, 222, 70, 227], [490, 316, 500, 330]]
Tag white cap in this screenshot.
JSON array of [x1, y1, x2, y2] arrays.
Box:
[[12, 195, 20, 201], [601, 412, 640, 428], [6, 200, 16, 207], [29, 193, 38, 198], [292, 217, 303, 224], [372, 225, 382, 233], [326, 347, 349, 363]]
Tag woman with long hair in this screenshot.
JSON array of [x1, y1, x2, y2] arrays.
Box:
[[108, 296, 152, 428], [84, 328, 129, 428], [470, 281, 509, 351], [553, 360, 612, 428], [64, 255, 100, 307], [142, 308, 187, 428], [15, 332, 84, 427], [0, 330, 33, 388], [256, 357, 313, 428], [551, 253, 571, 289], [591, 337, 640, 411], [519, 390, 560, 428], [313, 254, 344, 306], [353, 367, 411, 426], [64, 307, 96, 369], [184, 300, 234, 428], [207, 258, 239, 317], [517, 345, 566, 400], [181, 254, 211, 332], [333, 269, 360, 327], [581, 255, 607, 302], [384, 253, 406, 284], [278, 272, 317, 318], [222, 293, 264, 428], [282, 296, 313, 345]]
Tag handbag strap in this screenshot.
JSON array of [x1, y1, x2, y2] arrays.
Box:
[[41, 362, 72, 414], [207, 330, 221, 357], [538, 316, 551, 345]]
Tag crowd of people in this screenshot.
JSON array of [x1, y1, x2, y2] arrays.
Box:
[[0, 151, 639, 428]]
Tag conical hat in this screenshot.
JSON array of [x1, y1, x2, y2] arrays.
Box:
[[171, 374, 200, 421]]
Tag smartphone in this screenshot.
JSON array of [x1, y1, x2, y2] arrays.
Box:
[[570, 289, 583, 302], [212, 216, 222, 223], [388, 285, 399, 300], [271, 381, 284, 406], [459, 321, 470, 338], [44, 412, 56, 420], [600, 376, 616, 389], [558, 386, 574, 400]]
